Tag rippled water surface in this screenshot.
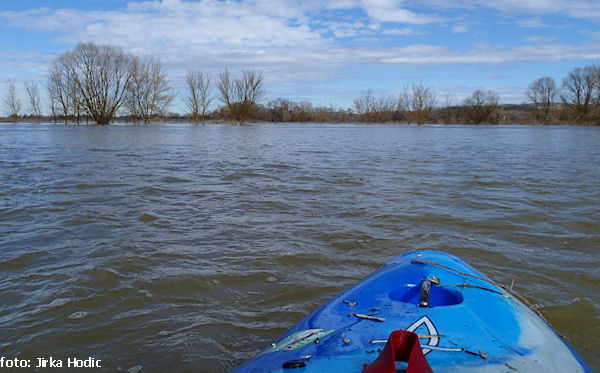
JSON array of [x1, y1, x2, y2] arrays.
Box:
[[0, 123, 598, 371]]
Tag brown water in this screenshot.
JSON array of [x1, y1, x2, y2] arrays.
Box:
[[0, 123, 598, 372]]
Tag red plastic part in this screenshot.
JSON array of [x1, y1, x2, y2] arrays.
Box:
[[362, 330, 433, 373]]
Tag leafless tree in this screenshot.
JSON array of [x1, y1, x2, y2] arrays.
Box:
[[527, 77, 556, 124], [185, 71, 212, 124], [292, 101, 313, 122], [218, 69, 264, 124], [125, 56, 174, 124], [409, 84, 436, 125], [47, 84, 57, 122], [353, 90, 395, 122], [268, 98, 293, 122], [3, 79, 22, 120], [70, 78, 86, 124], [352, 90, 372, 119], [594, 64, 600, 123], [395, 87, 410, 122], [560, 65, 597, 123], [463, 89, 500, 124], [48, 60, 84, 124], [48, 63, 70, 123], [442, 95, 453, 124], [217, 69, 233, 119], [313, 104, 337, 122], [51, 42, 134, 125], [24, 81, 43, 118]]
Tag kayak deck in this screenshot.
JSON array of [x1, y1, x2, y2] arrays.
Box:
[[234, 250, 591, 372]]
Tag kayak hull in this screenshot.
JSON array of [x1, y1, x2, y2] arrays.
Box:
[[234, 250, 591, 372]]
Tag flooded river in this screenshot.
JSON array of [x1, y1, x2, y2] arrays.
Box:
[[0, 123, 598, 371]]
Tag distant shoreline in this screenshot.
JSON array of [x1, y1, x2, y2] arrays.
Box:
[[1, 119, 598, 127]]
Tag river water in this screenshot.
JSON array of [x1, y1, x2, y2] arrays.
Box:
[[0, 123, 598, 372]]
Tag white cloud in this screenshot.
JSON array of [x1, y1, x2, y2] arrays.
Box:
[[0, 1, 326, 52], [382, 27, 415, 36], [360, 0, 441, 24], [525, 36, 559, 43], [517, 17, 550, 28], [1, 0, 600, 108], [486, 0, 600, 19], [378, 41, 600, 64], [324, 21, 369, 38], [423, 0, 600, 20], [2, 2, 599, 76], [0, 0, 440, 65], [452, 24, 469, 34], [0, 51, 52, 78]]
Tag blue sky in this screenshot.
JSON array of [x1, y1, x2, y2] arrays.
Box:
[[1, 0, 599, 113]]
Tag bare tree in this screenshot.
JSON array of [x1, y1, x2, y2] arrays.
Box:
[[409, 84, 436, 125], [217, 69, 233, 117], [463, 89, 500, 124], [48, 63, 71, 123], [268, 98, 293, 122], [560, 65, 597, 123], [48, 60, 85, 124], [352, 90, 373, 120], [125, 56, 174, 124], [292, 101, 313, 122], [47, 83, 57, 122], [236, 69, 264, 123], [51, 42, 134, 125], [593, 64, 600, 123], [313, 104, 337, 122], [353, 90, 395, 122], [442, 95, 453, 124], [70, 77, 86, 124], [185, 72, 200, 124], [527, 77, 556, 124], [185, 71, 212, 124], [395, 87, 410, 122], [24, 81, 43, 118], [218, 69, 264, 124], [3, 79, 22, 120]]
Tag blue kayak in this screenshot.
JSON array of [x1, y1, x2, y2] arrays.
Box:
[[234, 250, 592, 372]]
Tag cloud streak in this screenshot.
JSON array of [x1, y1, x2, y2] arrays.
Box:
[[1, 0, 599, 106], [423, 0, 600, 20], [3, 1, 598, 66]]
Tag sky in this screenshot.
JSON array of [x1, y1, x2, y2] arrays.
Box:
[[1, 0, 599, 113]]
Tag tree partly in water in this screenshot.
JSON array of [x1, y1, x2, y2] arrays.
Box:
[[527, 77, 557, 124], [49, 42, 134, 125], [125, 56, 174, 124], [463, 89, 500, 124], [560, 64, 599, 123], [185, 71, 212, 124], [3, 79, 22, 121], [218, 69, 264, 124]]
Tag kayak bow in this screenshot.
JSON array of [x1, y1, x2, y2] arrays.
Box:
[[234, 250, 592, 372]]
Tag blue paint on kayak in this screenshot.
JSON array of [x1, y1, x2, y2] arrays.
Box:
[[234, 250, 592, 372]]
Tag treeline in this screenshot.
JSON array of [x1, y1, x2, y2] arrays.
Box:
[[2, 41, 600, 125]]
